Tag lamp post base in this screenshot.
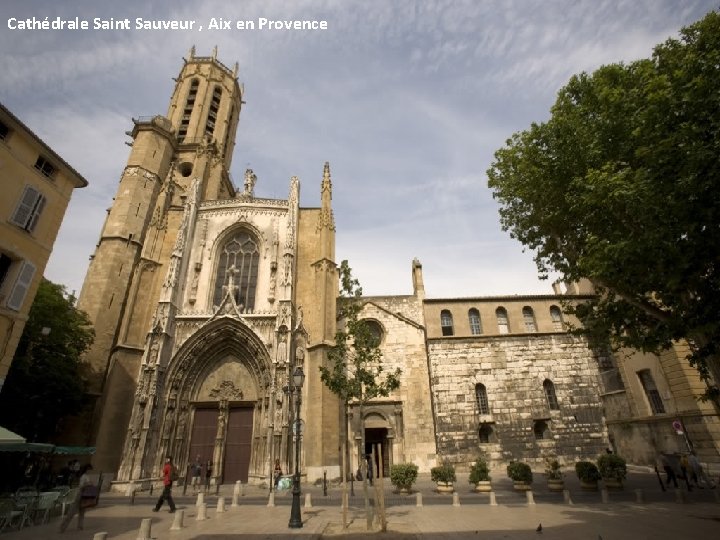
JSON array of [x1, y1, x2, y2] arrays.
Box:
[[288, 475, 303, 528]]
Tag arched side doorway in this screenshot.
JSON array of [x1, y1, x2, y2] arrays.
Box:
[[348, 404, 402, 479]]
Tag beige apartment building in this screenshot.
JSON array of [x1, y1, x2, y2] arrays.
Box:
[[0, 103, 88, 394], [76, 50, 718, 489]]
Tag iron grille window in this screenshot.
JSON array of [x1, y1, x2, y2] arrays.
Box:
[[637, 370, 666, 414], [475, 383, 490, 415], [522, 306, 537, 332], [543, 379, 559, 410]]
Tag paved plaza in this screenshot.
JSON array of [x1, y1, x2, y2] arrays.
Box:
[[2, 470, 719, 539]]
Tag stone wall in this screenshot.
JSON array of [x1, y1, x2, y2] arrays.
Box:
[[428, 333, 608, 470]]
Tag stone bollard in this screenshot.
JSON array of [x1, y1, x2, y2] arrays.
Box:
[[452, 493, 460, 507], [197, 502, 207, 521], [526, 491, 535, 505], [196, 491, 204, 507], [217, 496, 226, 513], [136, 518, 152, 540], [675, 489, 687, 504], [232, 481, 241, 507], [635, 489, 644, 504], [416, 492, 423, 507], [267, 492, 275, 507], [170, 509, 184, 531], [601, 488, 609, 504], [563, 489, 573, 505], [489, 491, 498, 506], [305, 493, 312, 508], [93, 533, 108, 540]]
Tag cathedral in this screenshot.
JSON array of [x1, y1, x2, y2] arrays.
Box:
[[77, 49, 613, 490]]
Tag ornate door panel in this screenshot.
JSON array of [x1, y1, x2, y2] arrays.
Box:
[[188, 408, 218, 468], [223, 406, 254, 482]]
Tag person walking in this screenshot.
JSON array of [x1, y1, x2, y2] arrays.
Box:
[[657, 452, 678, 488], [204, 459, 213, 492], [190, 455, 202, 493], [688, 451, 715, 488], [153, 456, 176, 513], [59, 464, 95, 532]]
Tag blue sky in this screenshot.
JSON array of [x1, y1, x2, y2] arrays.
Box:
[[1, 0, 715, 298]]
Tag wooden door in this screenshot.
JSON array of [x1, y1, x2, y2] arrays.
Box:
[[188, 408, 218, 473], [223, 407, 254, 483]]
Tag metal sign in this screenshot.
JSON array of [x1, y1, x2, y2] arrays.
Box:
[[672, 419, 683, 434]]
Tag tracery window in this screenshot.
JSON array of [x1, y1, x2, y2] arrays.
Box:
[[213, 230, 259, 310]]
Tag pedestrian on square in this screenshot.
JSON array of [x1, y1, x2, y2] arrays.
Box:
[[153, 455, 176, 513], [273, 458, 283, 488], [657, 453, 678, 488], [688, 451, 715, 488], [190, 455, 202, 493], [204, 459, 213, 492], [59, 464, 95, 532]]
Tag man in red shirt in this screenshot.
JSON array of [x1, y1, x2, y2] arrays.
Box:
[[153, 455, 176, 513]]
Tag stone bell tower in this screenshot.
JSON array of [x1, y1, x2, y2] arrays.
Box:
[[77, 47, 244, 473]]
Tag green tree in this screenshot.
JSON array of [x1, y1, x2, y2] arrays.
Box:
[[487, 11, 720, 400], [319, 260, 401, 529], [0, 279, 94, 441]]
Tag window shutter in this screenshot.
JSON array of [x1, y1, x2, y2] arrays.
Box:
[[11, 186, 41, 229], [7, 260, 36, 311], [27, 194, 46, 232]]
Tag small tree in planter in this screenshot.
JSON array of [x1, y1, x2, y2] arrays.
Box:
[[431, 461, 457, 493], [469, 456, 492, 492], [597, 454, 627, 489], [575, 461, 601, 491], [506, 461, 533, 490], [545, 460, 564, 492], [390, 463, 419, 493]]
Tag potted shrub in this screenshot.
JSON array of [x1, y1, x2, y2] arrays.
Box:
[[597, 454, 627, 489], [468, 456, 492, 493], [389, 463, 419, 493], [545, 460, 564, 492], [575, 461, 601, 491], [431, 461, 456, 493], [506, 461, 533, 490]]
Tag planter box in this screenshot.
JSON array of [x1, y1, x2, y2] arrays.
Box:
[[513, 481, 531, 491], [547, 479, 565, 492], [603, 478, 623, 490], [580, 480, 599, 491], [474, 481, 492, 493], [436, 482, 454, 494]]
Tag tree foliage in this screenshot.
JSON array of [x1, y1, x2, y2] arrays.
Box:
[[487, 11, 720, 396], [320, 260, 401, 404], [0, 279, 94, 441]]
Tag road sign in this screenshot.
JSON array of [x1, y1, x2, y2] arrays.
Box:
[[672, 419, 684, 434]]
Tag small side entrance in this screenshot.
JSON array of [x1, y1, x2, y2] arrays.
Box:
[[364, 427, 390, 478]]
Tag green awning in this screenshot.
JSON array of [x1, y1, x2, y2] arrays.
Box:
[[0, 442, 54, 453]]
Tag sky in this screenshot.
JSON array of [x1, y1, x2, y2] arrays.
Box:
[[1, 0, 716, 299]]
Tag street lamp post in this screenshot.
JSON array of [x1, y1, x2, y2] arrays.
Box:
[[288, 366, 305, 529]]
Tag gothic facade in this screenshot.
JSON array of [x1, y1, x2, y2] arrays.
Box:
[[78, 50, 617, 489]]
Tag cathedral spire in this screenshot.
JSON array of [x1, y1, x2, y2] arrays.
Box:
[[318, 161, 335, 232]]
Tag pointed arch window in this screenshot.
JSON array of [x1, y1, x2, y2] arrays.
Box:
[[178, 78, 199, 141], [637, 369, 665, 414], [440, 310, 454, 336], [213, 230, 259, 310], [550, 305, 564, 331], [543, 379, 559, 410], [475, 383, 490, 415], [522, 306, 537, 332], [468, 308, 482, 335], [496, 307, 509, 334]]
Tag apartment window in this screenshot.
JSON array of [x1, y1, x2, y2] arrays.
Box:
[[496, 307, 509, 334], [0, 120, 9, 140], [34, 156, 56, 178], [522, 306, 537, 332], [468, 308, 482, 335], [11, 185, 46, 233], [637, 369, 666, 414], [550, 305, 564, 331], [475, 383, 490, 415], [543, 379, 560, 410], [440, 310, 454, 336], [213, 230, 259, 310], [5, 260, 36, 311]]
